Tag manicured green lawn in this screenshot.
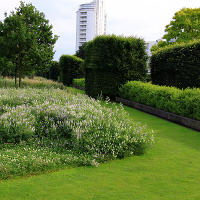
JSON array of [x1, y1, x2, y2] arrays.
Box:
[[0, 105, 200, 200]]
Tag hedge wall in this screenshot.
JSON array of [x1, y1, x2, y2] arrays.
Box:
[[49, 61, 59, 81], [59, 55, 84, 86], [84, 35, 147, 99], [119, 81, 200, 120], [151, 40, 200, 89]]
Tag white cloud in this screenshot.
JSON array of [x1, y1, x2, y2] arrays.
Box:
[[0, 0, 21, 20], [106, 0, 200, 41]]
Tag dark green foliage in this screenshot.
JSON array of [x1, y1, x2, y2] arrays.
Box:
[[75, 42, 88, 59], [49, 61, 60, 81], [59, 55, 84, 86], [86, 69, 121, 99], [36, 61, 59, 80], [84, 35, 147, 99], [0, 57, 15, 77], [151, 40, 200, 88], [119, 81, 200, 120]]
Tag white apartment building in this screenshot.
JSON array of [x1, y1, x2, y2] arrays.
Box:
[[146, 41, 157, 57], [76, 0, 106, 51]]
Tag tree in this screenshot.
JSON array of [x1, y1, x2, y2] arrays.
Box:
[[163, 8, 200, 43], [75, 42, 88, 59], [151, 8, 200, 54], [0, 1, 58, 87], [0, 57, 15, 77], [151, 40, 168, 53]]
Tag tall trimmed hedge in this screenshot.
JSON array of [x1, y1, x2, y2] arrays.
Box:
[[59, 55, 84, 86], [151, 40, 200, 89], [49, 61, 59, 81], [84, 35, 147, 99]]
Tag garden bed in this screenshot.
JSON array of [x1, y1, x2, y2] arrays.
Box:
[[0, 86, 154, 179]]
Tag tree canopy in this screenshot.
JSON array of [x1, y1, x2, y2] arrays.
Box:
[[151, 8, 200, 53], [163, 8, 200, 43], [0, 1, 58, 86]]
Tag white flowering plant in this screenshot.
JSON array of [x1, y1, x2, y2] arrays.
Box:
[[0, 88, 154, 179]]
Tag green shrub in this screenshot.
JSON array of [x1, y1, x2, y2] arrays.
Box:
[[59, 55, 84, 86], [119, 81, 200, 120], [73, 78, 85, 89], [150, 40, 200, 88], [84, 35, 147, 99]]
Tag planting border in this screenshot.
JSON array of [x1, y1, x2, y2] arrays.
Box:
[[116, 97, 200, 131]]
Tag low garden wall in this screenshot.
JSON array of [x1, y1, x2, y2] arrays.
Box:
[[116, 97, 200, 131]]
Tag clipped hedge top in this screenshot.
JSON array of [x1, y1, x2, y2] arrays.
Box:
[[59, 54, 83, 64], [150, 39, 200, 89], [85, 35, 147, 71], [152, 39, 200, 56]]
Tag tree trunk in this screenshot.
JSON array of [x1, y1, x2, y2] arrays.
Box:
[[15, 67, 17, 85], [19, 71, 22, 88]]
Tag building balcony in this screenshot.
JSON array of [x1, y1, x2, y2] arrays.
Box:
[[80, 38, 86, 42], [80, 12, 87, 15], [80, 33, 86, 36], [80, 29, 87, 33], [80, 21, 87, 24], [80, 25, 87, 28]]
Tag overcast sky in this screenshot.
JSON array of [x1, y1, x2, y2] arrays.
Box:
[[0, 0, 199, 60]]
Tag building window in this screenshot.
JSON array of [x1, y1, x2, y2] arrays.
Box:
[[80, 16, 87, 19], [80, 25, 86, 28], [80, 12, 87, 15], [80, 20, 87, 24], [80, 29, 86, 32], [80, 33, 86, 36]]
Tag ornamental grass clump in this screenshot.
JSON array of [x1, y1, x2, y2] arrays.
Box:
[[0, 88, 154, 178]]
